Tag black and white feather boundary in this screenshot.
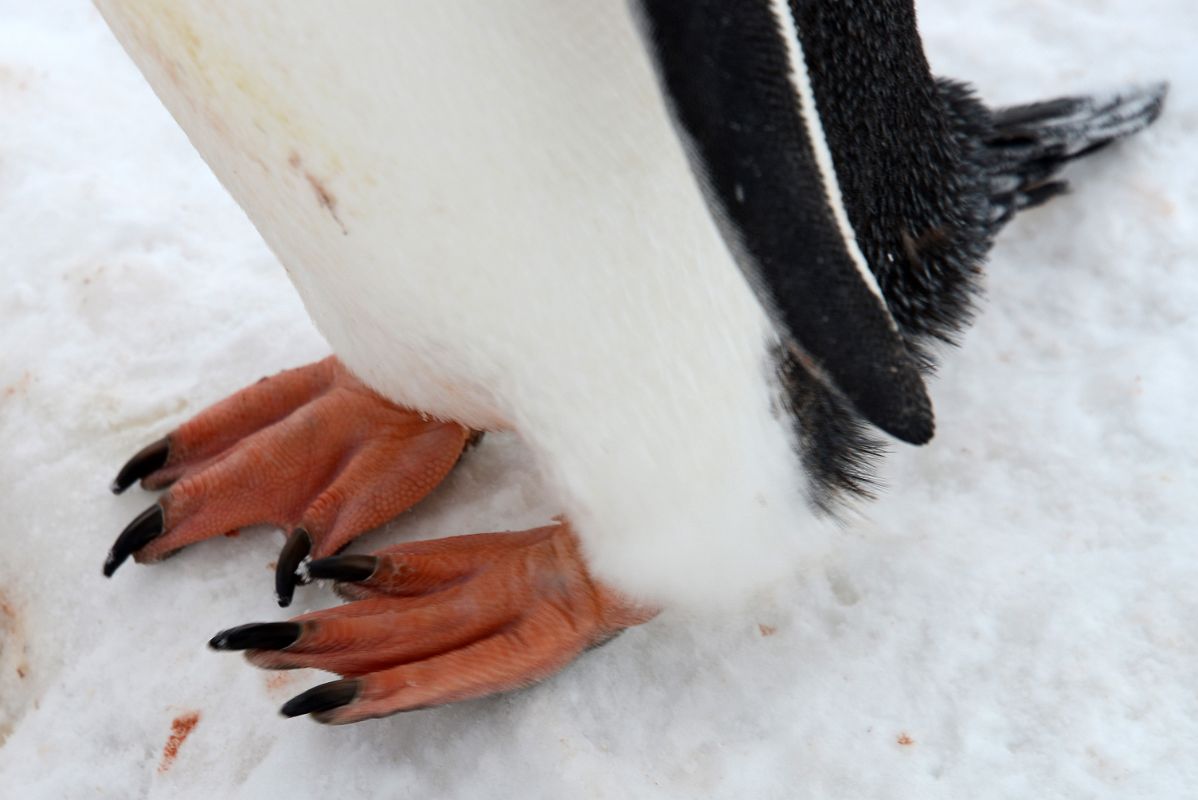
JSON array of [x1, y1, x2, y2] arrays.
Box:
[[632, 0, 935, 447], [633, 0, 1166, 510]]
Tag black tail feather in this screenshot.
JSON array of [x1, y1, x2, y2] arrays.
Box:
[[985, 82, 1168, 229]]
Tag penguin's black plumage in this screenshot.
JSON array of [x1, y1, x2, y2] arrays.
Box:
[[95, 0, 1168, 721], [637, 0, 1165, 509]]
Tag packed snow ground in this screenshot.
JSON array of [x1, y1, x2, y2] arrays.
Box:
[[0, 1, 1194, 797]]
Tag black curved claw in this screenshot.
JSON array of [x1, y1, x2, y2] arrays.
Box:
[[208, 622, 302, 651], [111, 437, 170, 494], [280, 678, 360, 720], [306, 555, 378, 583], [103, 504, 165, 577], [275, 528, 312, 608]]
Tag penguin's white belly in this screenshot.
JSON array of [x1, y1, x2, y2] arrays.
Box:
[[96, 0, 825, 605]]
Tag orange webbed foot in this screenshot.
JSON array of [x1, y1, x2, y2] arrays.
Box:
[[209, 522, 656, 723], [105, 357, 472, 605]]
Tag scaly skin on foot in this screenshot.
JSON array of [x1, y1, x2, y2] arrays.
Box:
[[107, 359, 656, 720], [210, 522, 656, 723], [106, 357, 471, 605]]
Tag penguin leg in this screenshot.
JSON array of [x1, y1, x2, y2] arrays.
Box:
[[105, 357, 472, 606], [209, 521, 656, 723]]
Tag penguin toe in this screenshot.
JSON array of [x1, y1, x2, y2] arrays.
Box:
[[110, 357, 343, 493], [104, 357, 471, 591], [212, 522, 656, 723]]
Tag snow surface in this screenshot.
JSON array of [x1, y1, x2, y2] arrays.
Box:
[[0, 0, 1194, 797]]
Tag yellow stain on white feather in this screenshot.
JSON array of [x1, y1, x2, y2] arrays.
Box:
[[113, 2, 286, 129], [97, 0, 345, 192]]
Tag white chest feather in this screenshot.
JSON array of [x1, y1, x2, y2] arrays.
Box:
[[95, 0, 829, 606]]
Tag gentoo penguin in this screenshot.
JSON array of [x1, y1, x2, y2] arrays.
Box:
[[97, 1, 1165, 723]]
